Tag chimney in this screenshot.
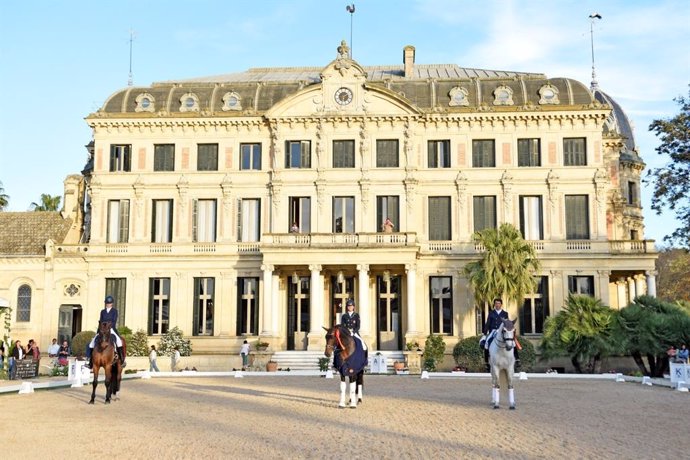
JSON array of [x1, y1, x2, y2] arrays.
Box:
[[403, 45, 415, 78]]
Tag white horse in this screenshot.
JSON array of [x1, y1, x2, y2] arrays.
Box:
[[489, 319, 516, 410]]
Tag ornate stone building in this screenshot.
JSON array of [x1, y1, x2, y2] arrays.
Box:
[[0, 42, 656, 354]]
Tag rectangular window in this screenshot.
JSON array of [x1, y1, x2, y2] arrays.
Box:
[[473, 196, 497, 232], [107, 200, 130, 243], [377, 196, 400, 234], [237, 198, 260, 242], [236, 277, 259, 335], [193, 277, 214, 336], [333, 196, 355, 233], [430, 277, 452, 335], [285, 141, 311, 168], [519, 196, 543, 240], [428, 140, 450, 168], [154, 144, 175, 171], [333, 140, 355, 168], [192, 199, 217, 242], [197, 144, 218, 171], [376, 140, 399, 167], [521, 276, 549, 334], [105, 278, 126, 328], [568, 275, 595, 296], [565, 195, 590, 239], [428, 197, 451, 240], [627, 181, 638, 205], [240, 143, 262, 170], [472, 140, 495, 167], [109, 145, 131, 172], [289, 197, 311, 233], [148, 277, 170, 335], [151, 199, 173, 243], [518, 138, 541, 167], [563, 138, 586, 166]]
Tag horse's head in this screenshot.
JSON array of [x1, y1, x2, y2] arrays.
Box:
[[499, 319, 516, 351], [323, 326, 337, 357], [323, 325, 353, 358], [98, 321, 112, 338]]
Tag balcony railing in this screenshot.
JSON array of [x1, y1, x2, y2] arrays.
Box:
[[54, 237, 655, 257]]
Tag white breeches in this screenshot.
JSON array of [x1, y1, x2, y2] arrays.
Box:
[[89, 329, 122, 348]]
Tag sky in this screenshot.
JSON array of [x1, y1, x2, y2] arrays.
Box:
[[0, 0, 688, 245]]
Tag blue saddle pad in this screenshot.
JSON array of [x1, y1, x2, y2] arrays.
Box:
[[333, 336, 367, 377]]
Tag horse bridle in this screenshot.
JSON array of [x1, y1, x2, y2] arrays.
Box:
[[496, 326, 515, 350]]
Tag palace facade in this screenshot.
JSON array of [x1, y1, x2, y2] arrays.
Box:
[[0, 42, 656, 354]]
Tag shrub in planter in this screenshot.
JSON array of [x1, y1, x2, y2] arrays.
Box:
[[127, 329, 150, 357], [422, 334, 446, 371], [317, 357, 330, 372], [71, 330, 96, 359], [517, 337, 536, 372], [452, 336, 485, 373]]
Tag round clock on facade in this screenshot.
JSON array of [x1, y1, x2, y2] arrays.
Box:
[[334, 87, 353, 105]]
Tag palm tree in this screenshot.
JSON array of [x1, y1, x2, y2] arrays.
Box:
[[540, 294, 617, 373], [0, 181, 8, 211], [30, 193, 61, 211], [614, 295, 690, 377], [464, 223, 541, 315]]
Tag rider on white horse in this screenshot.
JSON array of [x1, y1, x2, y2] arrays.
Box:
[[480, 298, 520, 371]]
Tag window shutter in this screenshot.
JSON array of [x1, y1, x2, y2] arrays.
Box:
[[193, 278, 200, 335], [192, 199, 198, 242], [124, 145, 131, 171], [119, 200, 129, 242], [428, 141, 436, 168], [237, 199, 242, 242]]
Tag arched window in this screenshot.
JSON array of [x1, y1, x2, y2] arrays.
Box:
[[17, 284, 31, 322]]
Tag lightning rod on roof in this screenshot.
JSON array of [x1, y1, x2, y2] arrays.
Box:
[[346, 4, 355, 58], [588, 13, 602, 90], [128, 29, 136, 87]]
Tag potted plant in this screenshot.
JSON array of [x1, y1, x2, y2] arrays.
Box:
[[406, 341, 421, 351], [256, 341, 269, 351], [317, 357, 330, 372], [266, 360, 278, 372], [393, 360, 405, 371]]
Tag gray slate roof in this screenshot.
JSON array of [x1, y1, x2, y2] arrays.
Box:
[[0, 212, 72, 255]]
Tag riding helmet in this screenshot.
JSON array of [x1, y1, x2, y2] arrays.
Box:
[[104, 295, 114, 304]]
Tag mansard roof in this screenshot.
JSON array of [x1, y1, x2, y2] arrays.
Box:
[[95, 63, 595, 116], [0, 212, 72, 255]]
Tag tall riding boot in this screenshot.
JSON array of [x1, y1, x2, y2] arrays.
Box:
[[85, 346, 93, 369], [117, 346, 126, 367]]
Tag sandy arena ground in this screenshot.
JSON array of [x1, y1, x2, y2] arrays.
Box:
[[2, 375, 689, 459]]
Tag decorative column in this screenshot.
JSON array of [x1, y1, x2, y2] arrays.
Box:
[[272, 271, 280, 336], [645, 270, 657, 297], [634, 275, 645, 301], [405, 263, 418, 335], [357, 264, 370, 339], [308, 264, 323, 350], [616, 278, 627, 309], [261, 264, 274, 336], [627, 277, 636, 304]]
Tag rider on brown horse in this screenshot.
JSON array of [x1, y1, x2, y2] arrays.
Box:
[[86, 295, 126, 368]]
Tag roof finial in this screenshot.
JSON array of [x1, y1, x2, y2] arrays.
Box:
[[589, 13, 602, 90], [337, 40, 350, 59], [346, 4, 355, 58]]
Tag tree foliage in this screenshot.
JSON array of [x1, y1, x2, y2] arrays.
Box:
[[422, 334, 446, 371], [71, 330, 96, 359], [464, 223, 540, 310], [655, 247, 690, 302], [127, 329, 151, 357], [540, 295, 617, 373], [157, 326, 192, 356], [0, 181, 8, 211], [613, 295, 690, 377], [646, 87, 690, 248], [30, 193, 61, 211]]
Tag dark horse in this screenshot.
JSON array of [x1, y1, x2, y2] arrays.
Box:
[[323, 325, 366, 409], [89, 321, 124, 404]]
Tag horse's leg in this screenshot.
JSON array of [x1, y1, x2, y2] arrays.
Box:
[[357, 371, 363, 403], [349, 375, 357, 408], [111, 362, 119, 400], [491, 362, 500, 409], [339, 377, 347, 408], [89, 365, 98, 404], [104, 360, 113, 404], [507, 366, 516, 410]]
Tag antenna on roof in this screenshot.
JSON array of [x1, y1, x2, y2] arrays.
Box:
[[346, 4, 355, 58], [127, 29, 136, 87], [588, 13, 602, 90]]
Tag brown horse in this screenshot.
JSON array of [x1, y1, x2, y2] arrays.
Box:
[[323, 325, 366, 408], [89, 321, 123, 404]]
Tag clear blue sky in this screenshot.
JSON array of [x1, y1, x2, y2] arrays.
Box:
[[1, 0, 688, 245]]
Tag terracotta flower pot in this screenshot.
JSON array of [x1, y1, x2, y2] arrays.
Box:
[[266, 361, 278, 372]]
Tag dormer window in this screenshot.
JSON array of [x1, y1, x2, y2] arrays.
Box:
[[448, 86, 469, 106], [222, 91, 242, 111], [493, 85, 514, 106], [179, 93, 199, 112], [135, 93, 155, 112], [539, 84, 560, 105]]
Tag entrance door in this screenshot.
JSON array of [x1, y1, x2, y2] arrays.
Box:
[[287, 277, 310, 350], [377, 275, 401, 350], [58, 305, 82, 345], [330, 275, 354, 326]]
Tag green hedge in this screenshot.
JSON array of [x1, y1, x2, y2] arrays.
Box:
[[71, 330, 95, 359], [452, 335, 536, 372]]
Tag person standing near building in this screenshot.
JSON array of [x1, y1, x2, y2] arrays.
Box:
[[86, 295, 126, 368], [149, 345, 160, 372], [239, 340, 250, 370], [171, 346, 181, 371], [47, 338, 60, 358], [9, 340, 25, 380], [382, 217, 394, 233]]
